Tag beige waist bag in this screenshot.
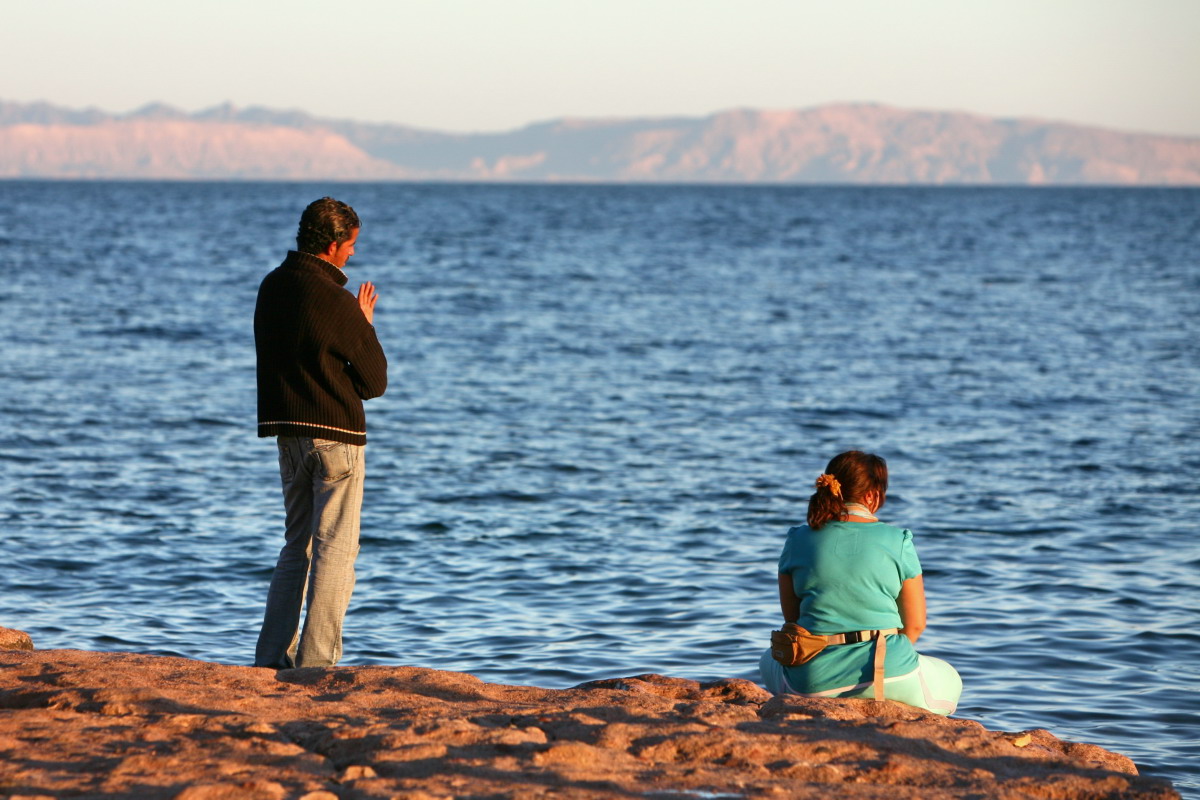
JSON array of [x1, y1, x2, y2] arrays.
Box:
[[770, 622, 828, 666], [770, 623, 900, 701]]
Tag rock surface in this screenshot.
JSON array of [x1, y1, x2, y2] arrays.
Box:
[[0, 649, 1179, 799], [0, 626, 33, 651]]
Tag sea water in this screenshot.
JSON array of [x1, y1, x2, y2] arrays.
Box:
[[1, 181, 1197, 794]]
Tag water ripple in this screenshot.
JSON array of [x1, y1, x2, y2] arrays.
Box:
[[1, 183, 1198, 795]]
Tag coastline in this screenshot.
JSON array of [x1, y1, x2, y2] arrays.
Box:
[[0, 629, 1179, 799]]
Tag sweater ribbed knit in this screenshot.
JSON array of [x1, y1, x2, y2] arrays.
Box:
[[255, 251, 387, 446]]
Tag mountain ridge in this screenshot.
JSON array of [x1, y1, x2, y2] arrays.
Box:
[[2, 99, 1198, 184]]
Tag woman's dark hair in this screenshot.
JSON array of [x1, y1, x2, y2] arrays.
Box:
[[296, 197, 360, 255], [807, 450, 889, 530]]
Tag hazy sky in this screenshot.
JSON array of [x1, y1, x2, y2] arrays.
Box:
[[5, 0, 1198, 136]]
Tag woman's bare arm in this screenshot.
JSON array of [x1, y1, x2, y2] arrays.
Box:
[[898, 575, 927, 643], [778, 574, 800, 623]]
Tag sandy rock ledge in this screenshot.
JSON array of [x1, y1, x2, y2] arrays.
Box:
[[0, 626, 34, 651], [0, 649, 1179, 799]]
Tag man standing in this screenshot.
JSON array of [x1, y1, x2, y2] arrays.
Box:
[[254, 197, 387, 669]]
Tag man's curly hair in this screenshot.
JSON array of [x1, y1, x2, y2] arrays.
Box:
[[297, 197, 360, 255]]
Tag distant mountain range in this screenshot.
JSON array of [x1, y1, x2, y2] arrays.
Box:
[[2, 99, 1198, 184]]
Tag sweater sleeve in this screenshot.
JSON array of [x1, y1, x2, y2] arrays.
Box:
[[345, 325, 388, 400], [325, 286, 388, 401]]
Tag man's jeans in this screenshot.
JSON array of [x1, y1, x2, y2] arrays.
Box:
[[255, 436, 364, 669]]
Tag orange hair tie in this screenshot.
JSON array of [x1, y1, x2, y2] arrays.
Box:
[[815, 473, 842, 498]]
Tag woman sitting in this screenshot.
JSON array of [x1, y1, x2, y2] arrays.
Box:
[[759, 450, 961, 714]]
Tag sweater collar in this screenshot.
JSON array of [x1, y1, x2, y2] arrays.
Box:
[[284, 250, 349, 287]]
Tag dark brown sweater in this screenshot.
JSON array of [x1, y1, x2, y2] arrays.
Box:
[[255, 251, 387, 445]]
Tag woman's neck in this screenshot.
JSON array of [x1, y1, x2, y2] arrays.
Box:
[[843, 501, 877, 521]]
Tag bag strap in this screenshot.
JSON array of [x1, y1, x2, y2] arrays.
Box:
[[826, 627, 899, 645], [827, 628, 900, 700], [824, 627, 899, 702], [872, 630, 887, 701]]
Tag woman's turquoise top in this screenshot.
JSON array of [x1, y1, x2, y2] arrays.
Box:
[[777, 520, 922, 692]]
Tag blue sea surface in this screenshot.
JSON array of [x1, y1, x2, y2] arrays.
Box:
[[2, 181, 1198, 795]]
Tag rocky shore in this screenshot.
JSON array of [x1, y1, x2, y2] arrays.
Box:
[[0, 628, 1179, 799]]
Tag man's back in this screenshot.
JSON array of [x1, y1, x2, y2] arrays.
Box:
[[255, 249, 386, 447]]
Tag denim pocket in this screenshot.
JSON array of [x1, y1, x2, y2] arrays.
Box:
[[313, 439, 355, 482], [277, 439, 297, 482]]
